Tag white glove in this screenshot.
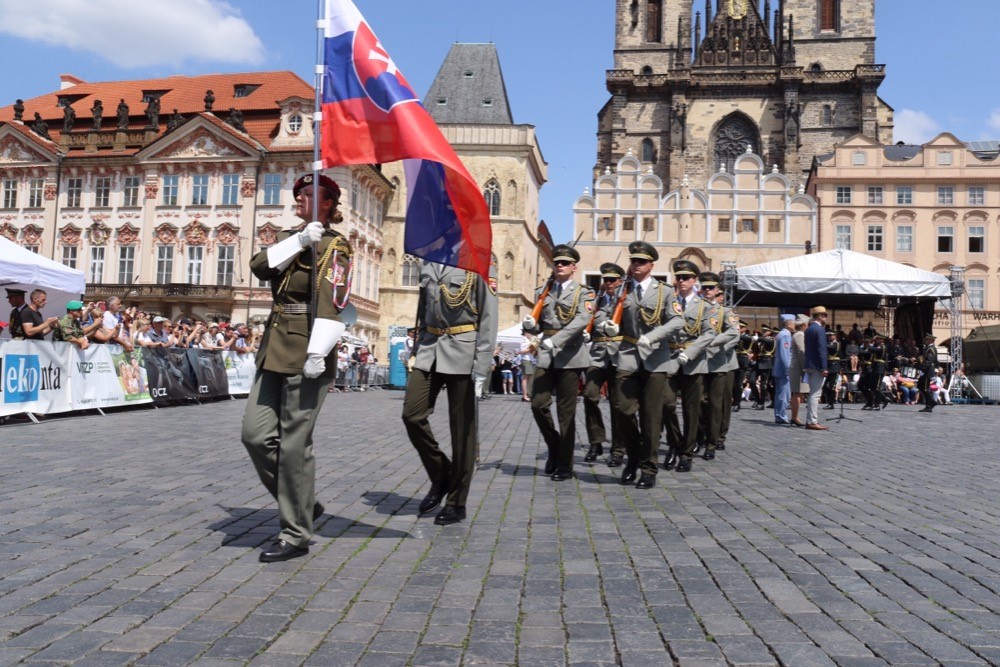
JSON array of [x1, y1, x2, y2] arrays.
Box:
[[677, 352, 690, 364], [303, 353, 326, 378], [522, 315, 536, 330], [602, 321, 620, 337], [298, 221, 324, 247], [583, 332, 591, 344], [541, 338, 555, 351], [637, 335, 652, 354]]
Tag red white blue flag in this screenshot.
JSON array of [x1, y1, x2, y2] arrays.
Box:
[[320, 0, 492, 278]]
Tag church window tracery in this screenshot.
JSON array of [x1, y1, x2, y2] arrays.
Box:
[[712, 114, 759, 173], [483, 179, 501, 216]]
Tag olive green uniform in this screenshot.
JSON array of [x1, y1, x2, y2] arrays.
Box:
[[241, 228, 351, 548], [51, 314, 85, 344]]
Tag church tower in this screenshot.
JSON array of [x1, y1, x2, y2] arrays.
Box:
[[598, 0, 892, 191]]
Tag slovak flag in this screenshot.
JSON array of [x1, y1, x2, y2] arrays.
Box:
[[321, 0, 492, 278]]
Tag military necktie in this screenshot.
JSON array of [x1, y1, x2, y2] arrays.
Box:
[[635, 283, 642, 300], [680, 296, 686, 310]]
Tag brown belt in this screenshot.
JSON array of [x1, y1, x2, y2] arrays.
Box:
[[426, 324, 478, 336], [622, 335, 639, 345], [591, 336, 623, 343]]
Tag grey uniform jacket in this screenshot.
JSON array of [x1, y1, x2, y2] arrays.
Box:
[[706, 305, 741, 373], [588, 290, 621, 369], [413, 262, 498, 377], [613, 280, 675, 373], [645, 293, 718, 375], [524, 280, 595, 370]]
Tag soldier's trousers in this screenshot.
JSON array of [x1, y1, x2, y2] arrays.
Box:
[[756, 367, 773, 406], [733, 363, 748, 405], [242, 369, 330, 548], [531, 366, 582, 473], [823, 368, 840, 405], [402, 368, 477, 507], [613, 369, 666, 476], [583, 365, 624, 457], [697, 371, 727, 452], [664, 371, 704, 460], [719, 370, 735, 444]]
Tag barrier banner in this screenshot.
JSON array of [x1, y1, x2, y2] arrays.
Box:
[[71, 344, 151, 409], [142, 347, 200, 404], [0, 339, 73, 417], [190, 348, 230, 398], [224, 351, 255, 395]]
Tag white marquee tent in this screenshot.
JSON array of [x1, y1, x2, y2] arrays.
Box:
[[0, 236, 86, 328]]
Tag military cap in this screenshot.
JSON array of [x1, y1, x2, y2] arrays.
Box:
[[292, 173, 341, 200], [738, 320, 749, 328], [628, 240, 658, 262], [551, 244, 580, 264], [761, 324, 772, 332], [826, 329, 837, 336], [600, 262, 626, 279], [66, 300, 84, 311], [698, 271, 720, 287], [672, 259, 699, 277], [923, 332, 936, 340], [5, 288, 26, 297]]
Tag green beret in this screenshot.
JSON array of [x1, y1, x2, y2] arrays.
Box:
[[66, 300, 84, 311]]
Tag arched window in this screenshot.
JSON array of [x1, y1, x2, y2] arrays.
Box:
[[646, 0, 662, 43], [641, 138, 656, 164], [483, 179, 501, 216], [822, 105, 833, 126], [713, 114, 760, 174], [820, 0, 839, 31], [640, 65, 653, 75], [401, 254, 421, 287]]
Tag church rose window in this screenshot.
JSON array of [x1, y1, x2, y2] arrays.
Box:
[[713, 115, 759, 174]]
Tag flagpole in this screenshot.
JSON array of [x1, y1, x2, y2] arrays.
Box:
[[310, 0, 325, 333]]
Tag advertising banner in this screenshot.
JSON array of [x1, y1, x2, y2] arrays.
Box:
[[0, 340, 73, 417], [224, 351, 255, 395]]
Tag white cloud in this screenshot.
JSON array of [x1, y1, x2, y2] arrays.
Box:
[[987, 109, 1000, 132], [0, 0, 264, 68], [893, 109, 942, 145]]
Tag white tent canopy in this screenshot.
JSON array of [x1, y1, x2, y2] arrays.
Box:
[[496, 323, 528, 355], [1, 236, 86, 326], [736, 249, 951, 308]]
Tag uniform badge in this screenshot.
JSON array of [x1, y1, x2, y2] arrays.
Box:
[[728, 313, 740, 326], [710, 317, 718, 330], [585, 302, 594, 313], [673, 301, 683, 315], [325, 263, 347, 286], [487, 277, 498, 295]]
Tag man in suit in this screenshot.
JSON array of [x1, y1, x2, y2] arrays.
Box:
[[583, 262, 626, 464], [241, 173, 352, 562], [522, 244, 595, 481], [802, 306, 830, 430], [402, 261, 498, 525], [772, 314, 796, 424]]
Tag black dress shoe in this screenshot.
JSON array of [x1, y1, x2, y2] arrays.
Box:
[[675, 458, 692, 473], [260, 540, 308, 563], [434, 505, 466, 525], [635, 473, 656, 489], [418, 485, 445, 515], [621, 464, 638, 485], [551, 469, 574, 481], [732, 405, 740, 412], [606, 454, 624, 468], [544, 458, 557, 475], [716, 442, 726, 451], [313, 502, 325, 522], [584, 443, 603, 463], [663, 449, 677, 470], [918, 406, 933, 413], [702, 450, 715, 461]]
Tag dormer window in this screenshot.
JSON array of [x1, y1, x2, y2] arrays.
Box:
[[482, 98, 493, 107], [234, 84, 261, 98], [288, 113, 303, 133], [437, 98, 447, 106], [141, 91, 167, 104], [463, 70, 474, 78]]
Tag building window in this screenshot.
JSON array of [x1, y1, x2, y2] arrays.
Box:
[[937, 186, 954, 205], [376, 201, 383, 228], [156, 245, 174, 283], [937, 151, 952, 166], [350, 181, 360, 210], [66, 178, 83, 208], [835, 186, 851, 204], [896, 225, 913, 253], [641, 138, 656, 163], [820, 0, 839, 31], [642, 217, 655, 232], [622, 216, 635, 231], [28, 179, 44, 208], [123, 176, 140, 207], [288, 113, 303, 133], [2, 179, 17, 209], [483, 179, 501, 216], [645, 0, 662, 42], [161, 175, 179, 206], [718, 217, 731, 233], [867, 186, 883, 205], [937, 226, 954, 253], [221, 173, 240, 205], [117, 246, 135, 284], [867, 225, 883, 252], [969, 186, 985, 206], [94, 177, 111, 207], [768, 218, 781, 233], [262, 173, 282, 206], [968, 278, 985, 309], [62, 245, 78, 269], [89, 246, 105, 283], [969, 226, 985, 253], [741, 218, 756, 233], [822, 105, 833, 126], [401, 255, 420, 287], [186, 246, 203, 285], [835, 224, 852, 250], [217, 245, 235, 286], [896, 186, 912, 205], [191, 174, 209, 205]]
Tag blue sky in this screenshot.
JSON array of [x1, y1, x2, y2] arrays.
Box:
[[2, 1, 997, 243]]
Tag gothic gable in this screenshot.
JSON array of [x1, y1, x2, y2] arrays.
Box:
[[694, 0, 777, 68]]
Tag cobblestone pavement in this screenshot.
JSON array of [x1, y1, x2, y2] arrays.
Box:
[[2, 391, 1000, 666]]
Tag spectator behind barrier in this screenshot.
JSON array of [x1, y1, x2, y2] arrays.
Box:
[[21, 289, 60, 340], [52, 300, 102, 350]]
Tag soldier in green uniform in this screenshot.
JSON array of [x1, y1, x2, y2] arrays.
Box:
[[696, 272, 739, 460], [241, 173, 352, 563], [6, 288, 27, 339], [583, 262, 625, 464], [918, 333, 938, 413], [51, 300, 102, 349], [754, 326, 775, 409], [643, 260, 717, 473], [857, 335, 875, 409], [732, 320, 752, 412], [871, 334, 889, 410], [522, 244, 595, 481], [402, 261, 498, 525], [823, 329, 841, 408]]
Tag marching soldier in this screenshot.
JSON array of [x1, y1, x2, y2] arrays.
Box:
[[858, 335, 875, 409], [732, 320, 753, 412], [598, 241, 671, 489], [582, 262, 626, 464], [871, 333, 889, 410], [754, 325, 775, 409], [918, 333, 938, 413], [242, 173, 352, 563], [522, 244, 595, 481], [643, 260, 717, 474], [823, 330, 841, 408], [696, 272, 740, 460], [402, 261, 498, 526]]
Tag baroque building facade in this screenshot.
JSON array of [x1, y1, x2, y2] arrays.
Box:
[[0, 72, 392, 349], [379, 44, 551, 331], [601, 0, 892, 194]]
